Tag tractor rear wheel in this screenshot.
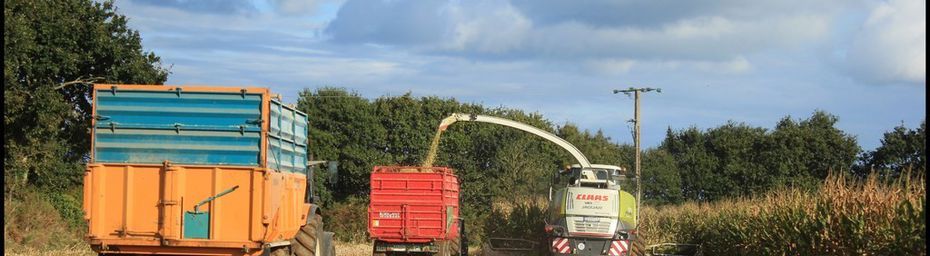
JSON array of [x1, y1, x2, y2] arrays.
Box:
[[291, 213, 323, 256], [323, 231, 336, 256], [269, 247, 290, 256]]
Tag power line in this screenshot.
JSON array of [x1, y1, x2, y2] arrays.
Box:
[[612, 86, 661, 237]]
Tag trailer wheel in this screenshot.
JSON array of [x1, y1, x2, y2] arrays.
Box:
[[449, 237, 462, 256], [372, 241, 387, 256], [291, 213, 323, 256], [435, 240, 452, 256]]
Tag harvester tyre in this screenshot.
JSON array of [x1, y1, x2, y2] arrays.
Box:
[[630, 238, 645, 256], [291, 213, 323, 256]]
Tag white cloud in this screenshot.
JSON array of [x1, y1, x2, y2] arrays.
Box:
[[269, 0, 322, 15], [584, 59, 637, 75], [582, 56, 751, 76], [654, 57, 753, 74], [120, 0, 329, 38], [843, 0, 925, 84], [327, 0, 836, 62], [441, 1, 532, 53], [692, 57, 752, 73], [519, 14, 829, 62], [265, 45, 333, 55]]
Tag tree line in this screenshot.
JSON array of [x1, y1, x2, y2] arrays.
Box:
[[297, 88, 926, 210]]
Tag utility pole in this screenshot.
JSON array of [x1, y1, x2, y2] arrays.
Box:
[[612, 87, 660, 234]]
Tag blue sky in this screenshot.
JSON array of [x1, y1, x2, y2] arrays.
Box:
[[113, 0, 925, 151]]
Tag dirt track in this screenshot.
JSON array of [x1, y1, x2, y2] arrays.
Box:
[[336, 241, 372, 256]]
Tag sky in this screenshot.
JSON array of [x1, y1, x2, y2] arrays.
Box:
[[111, 0, 926, 151]]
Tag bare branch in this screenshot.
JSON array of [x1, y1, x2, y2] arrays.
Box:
[[54, 76, 104, 90]]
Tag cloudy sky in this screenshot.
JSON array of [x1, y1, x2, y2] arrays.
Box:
[[112, 0, 925, 150]]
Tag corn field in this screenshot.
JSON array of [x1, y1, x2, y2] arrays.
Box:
[[639, 172, 926, 255]]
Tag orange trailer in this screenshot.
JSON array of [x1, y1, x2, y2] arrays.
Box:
[[82, 84, 333, 255]]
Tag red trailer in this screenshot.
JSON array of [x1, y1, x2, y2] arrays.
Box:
[[368, 166, 464, 256]]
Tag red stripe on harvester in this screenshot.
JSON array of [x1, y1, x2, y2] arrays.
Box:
[[609, 247, 620, 256]]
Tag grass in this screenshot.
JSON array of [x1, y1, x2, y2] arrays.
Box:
[[3, 244, 95, 256], [4, 187, 94, 256], [334, 240, 371, 256], [638, 171, 926, 255]]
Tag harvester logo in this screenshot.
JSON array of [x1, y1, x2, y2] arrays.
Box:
[[575, 194, 610, 201], [379, 212, 400, 219]]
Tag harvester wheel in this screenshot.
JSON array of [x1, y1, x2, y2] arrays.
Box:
[[291, 213, 323, 256], [630, 238, 646, 256]]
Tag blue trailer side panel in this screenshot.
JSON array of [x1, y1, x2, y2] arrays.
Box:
[[267, 100, 308, 173], [93, 89, 263, 165]]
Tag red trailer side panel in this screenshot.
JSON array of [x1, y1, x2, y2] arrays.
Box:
[[368, 166, 460, 243]]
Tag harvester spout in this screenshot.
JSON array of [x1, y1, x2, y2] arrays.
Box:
[[423, 113, 591, 168], [437, 114, 462, 131]]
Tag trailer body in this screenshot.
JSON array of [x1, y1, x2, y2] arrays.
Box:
[[368, 166, 462, 254], [83, 84, 320, 255]]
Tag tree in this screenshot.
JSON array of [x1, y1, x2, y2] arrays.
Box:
[[4, 0, 168, 193], [762, 111, 860, 189], [661, 111, 860, 201], [706, 122, 768, 197], [641, 148, 682, 205], [558, 124, 633, 167], [491, 136, 555, 207], [297, 88, 387, 202], [661, 126, 718, 201], [856, 120, 926, 178]]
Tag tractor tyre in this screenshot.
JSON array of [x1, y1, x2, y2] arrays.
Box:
[[270, 247, 290, 256], [630, 238, 646, 256], [323, 231, 336, 256], [291, 213, 323, 256]]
